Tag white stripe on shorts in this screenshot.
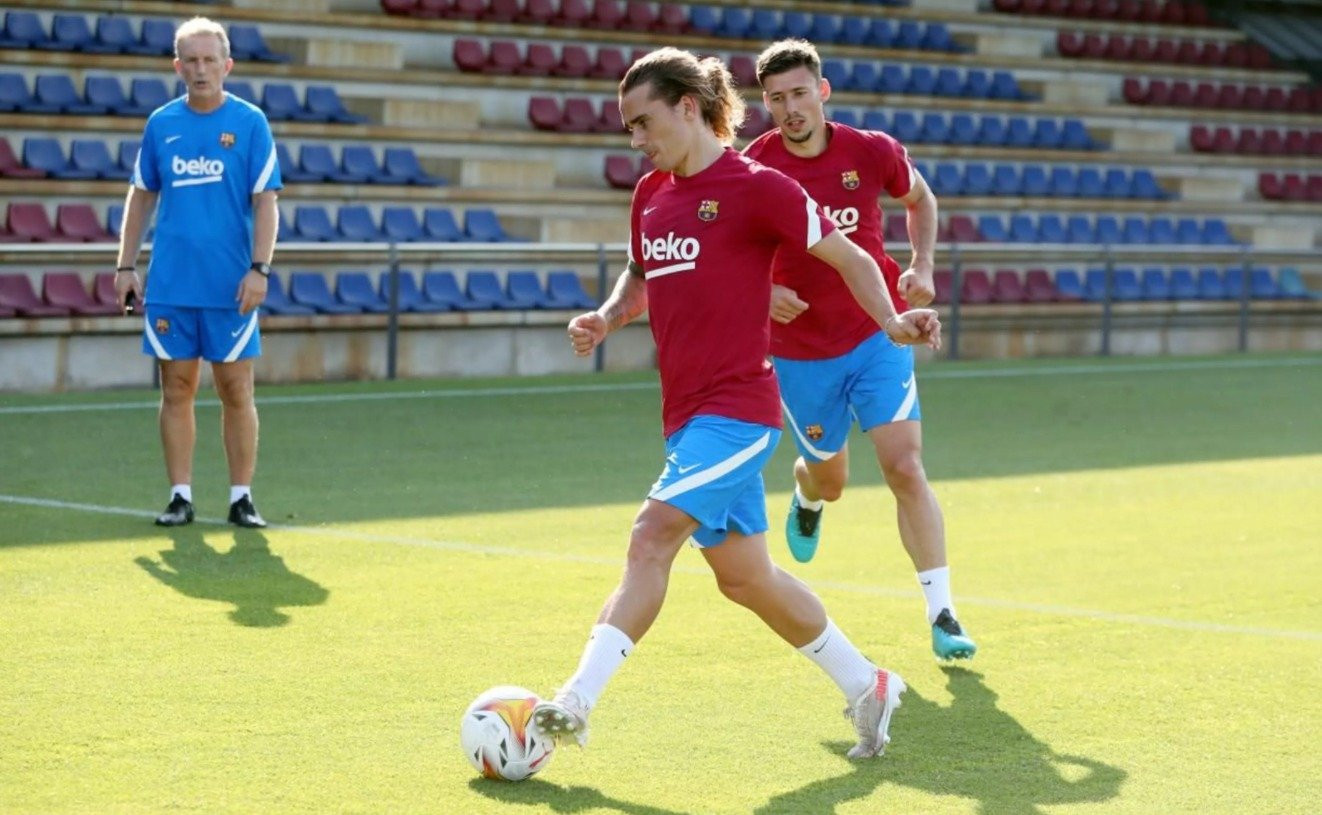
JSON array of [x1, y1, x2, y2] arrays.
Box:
[[890, 373, 918, 422], [222, 311, 259, 363], [143, 314, 172, 360], [780, 400, 838, 461], [650, 430, 773, 502]]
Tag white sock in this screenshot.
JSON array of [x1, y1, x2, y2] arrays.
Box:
[[564, 623, 634, 710], [795, 484, 825, 512], [917, 566, 954, 624], [797, 619, 876, 700], [230, 485, 252, 505], [170, 484, 192, 503]]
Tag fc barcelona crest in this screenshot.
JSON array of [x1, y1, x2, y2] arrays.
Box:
[[805, 424, 824, 441], [155, 318, 170, 335], [841, 170, 860, 190], [219, 132, 236, 148], [697, 199, 719, 222]]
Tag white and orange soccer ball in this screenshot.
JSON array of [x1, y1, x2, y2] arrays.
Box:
[[459, 685, 555, 781]]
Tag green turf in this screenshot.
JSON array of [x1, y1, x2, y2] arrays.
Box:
[[1, 353, 1319, 814]]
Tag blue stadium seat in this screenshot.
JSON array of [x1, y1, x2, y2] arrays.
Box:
[[422, 271, 480, 310], [1131, 169, 1167, 200], [506, 271, 553, 309], [963, 70, 991, 98], [821, 59, 849, 91], [922, 23, 959, 52], [1121, 217, 1150, 244], [780, 11, 812, 39], [1083, 268, 1108, 301], [228, 24, 290, 63], [129, 77, 171, 112], [976, 116, 1006, 146], [35, 74, 106, 114], [1196, 267, 1228, 299], [1066, 215, 1093, 243], [1140, 268, 1171, 300], [839, 16, 871, 46], [934, 68, 962, 97], [466, 270, 520, 309], [1075, 168, 1104, 198], [907, 66, 936, 95], [1168, 268, 1197, 299], [1103, 168, 1130, 198], [831, 108, 861, 129], [1060, 119, 1096, 150], [85, 75, 132, 115], [50, 14, 95, 51], [716, 7, 751, 38], [117, 140, 139, 176], [3, 12, 55, 49], [1277, 268, 1316, 299], [1020, 165, 1049, 197], [71, 139, 125, 180], [1113, 268, 1142, 300], [877, 65, 906, 94], [276, 144, 319, 183], [1174, 218, 1202, 244], [335, 272, 390, 313], [808, 14, 842, 44], [293, 206, 338, 242], [1222, 267, 1248, 301], [260, 272, 316, 316], [1032, 119, 1062, 149], [931, 163, 962, 196], [464, 209, 510, 242], [337, 205, 385, 242], [381, 207, 425, 242], [91, 16, 136, 54], [889, 111, 920, 143], [894, 21, 923, 50], [288, 272, 362, 313], [136, 19, 176, 56], [263, 82, 321, 122], [850, 63, 882, 93], [1008, 214, 1037, 242], [948, 114, 977, 145], [990, 71, 1025, 100], [1038, 214, 1067, 243], [277, 209, 297, 243], [341, 146, 388, 183], [977, 215, 1009, 242], [1005, 117, 1033, 148], [991, 164, 1019, 196], [1201, 219, 1236, 245], [860, 110, 887, 131], [304, 85, 367, 123], [1094, 216, 1122, 245], [687, 6, 721, 35], [382, 147, 443, 186], [1250, 267, 1279, 299], [1048, 166, 1077, 197], [423, 208, 464, 241], [378, 269, 451, 313], [221, 80, 258, 106], [23, 138, 98, 179], [963, 163, 992, 196], [299, 144, 359, 183], [546, 271, 596, 308], [749, 10, 780, 40], [107, 203, 124, 238], [1148, 218, 1177, 245], [863, 17, 893, 47], [1055, 269, 1084, 300], [919, 113, 948, 144]]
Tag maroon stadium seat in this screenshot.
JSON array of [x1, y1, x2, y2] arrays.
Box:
[[1175, 40, 1200, 64], [56, 204, 113, 242], [1022, 0, 1047, 12], [519, 0, 556, 24], [555, 45, 593, 77], [1281, 174, 1306, 201], [1161, 0, 1186, 23], [960, 269, 993, 304], [1103, 34, 1128, 60], [452, 39, 488, 72], [43, 272, 120, 315], [1081, 33, 1107, 58], [0, 273, 70, 316], [417, 0, 452, 16], [561, 97, 597, 132], [932, 270, 952, 305], [1283, 129, 1306, 155], [1116, 0, 1141, 19], [1247, 43, 1273, 70], [1257, 172, 1284, 200], [1138, 0, 1162, 21], [1147, 79, 1171, 105], [1184, 0, 1208, 25], [739, 107, 771, 139], [590, 46, 629, 79], [1307, 175, 1322, 202], [991, 270, 1027, 303], [1122, 77, 1146, 104], [528, 95, 564, 131], [1264, 87, 1287, 111], [1057, 32, 1085, 57], [1212, 126, 1235, 152], [1092, 0, 1119, 17], [653, 3, 687, 33], [1169, 81, 1194, 106], [0, 137, 45, 178], [7, 203, 58, 242], [484, 0, 521, 22], [1224, 42, 1248, 67], [593, 98, 623, 132], [448, 0, 485, 19], [1287, 87, 1312, 113], [1152, 39, 1178, 62], [728, 55, 757, 89], [1216, 84, 1242, 109], [1189, 125, 1214, 152], [622, 0, 656, 31], [1236, 128, 1261, 154], [518, 43, 558, 76], [1067, 0, 1094, 17], [556, 0, 593, 26], [1260, 129, 1285, 155], [1197, 41, 1223, 65], [380, 0, 420, 16], [1241, 85, 1266, 110], [604, 154, 638, 189], [1045, 0, 1070, 15], [588, 0, 625, 29], [485, 40, 522, 75], [1024, 269, 1056, 302], [885, 214, 907, 244], [1193, 83, 1218, 108], [947, 215, 982, 243], [993, 0, 1021, 10]]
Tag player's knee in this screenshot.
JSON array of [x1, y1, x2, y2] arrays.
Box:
[[714, 570, 771, 608], [815, 480, 846, 502], [159, 374, 198, 405], [882, 453, 927, 495], [213, 377, 254, 409]]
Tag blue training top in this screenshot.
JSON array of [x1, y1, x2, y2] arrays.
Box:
[[133, 92, 283, 308]]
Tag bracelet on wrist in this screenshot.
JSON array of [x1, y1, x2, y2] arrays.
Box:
[[116, 267, 136, 273]]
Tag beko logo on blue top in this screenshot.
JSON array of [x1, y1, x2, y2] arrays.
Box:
[[171, 154, 225, 187]]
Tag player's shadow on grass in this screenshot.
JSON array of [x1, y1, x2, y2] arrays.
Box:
[[469, 776, 689, 815], [135, 527, 328, 627], [756, 666, 1126, 815]]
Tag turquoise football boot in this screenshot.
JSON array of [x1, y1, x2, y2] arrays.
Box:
[[931, 609, 977, 661], [785, 493, 823, 563]]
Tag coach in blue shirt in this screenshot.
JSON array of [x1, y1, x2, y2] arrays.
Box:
[[115, 16, 282, 529]]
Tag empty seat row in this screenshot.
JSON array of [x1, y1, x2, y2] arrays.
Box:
[[993, 0, 1213, 27], [921, 162, 1169, 199], [820, 62, 1030, 100], [529, 95, 626, 133], [3, 137, 132, 181], [1257, 173, 1322, 202], [0, 13, 288, 61], [278, 206, 515, 243], [1122, 78, 1321, 113], [1057, 32, 1273, 69], [1, 203, 114, 243], [1189, 125, 1321, 156], [689, 8, 964, 52], [603, 153, 655, 189], [969, 213, 1237, 244], [277, 143, 444, 186], [830, 109, 1100, 150], [454, 38, 647, 80], [0, 272, 134, 317], [383, 0, 690, 31], [932, 266, 1311, 306], [263, 269, 597, 315]]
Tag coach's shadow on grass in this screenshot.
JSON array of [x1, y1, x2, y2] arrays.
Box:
[[755, 666, 1126, 815], [134, 527, 329, 627], [469, 777, 689, 815]]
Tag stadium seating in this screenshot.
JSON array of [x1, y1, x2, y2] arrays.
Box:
[[422, 271, 481, 309], [92, 272, 140, 313], [377, 270, 452, 312], [259, 273, 316, 316], [0, 273, 69, 316], [546, 271, 597, 308], [228, 24, 291, 63], [42, 272, 121, 315], [289, 272, 363, 313], [335, 272, 392, 312], [0, 137, 44, 178], [464, 209, 512, 242]]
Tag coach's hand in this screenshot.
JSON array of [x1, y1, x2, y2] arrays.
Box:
[[568, 311, 608, 356], [770, 284, 809, 324], [897, 265, 936, 308], [113, 269, 142, 315], [884, 308, 942, 351], [236, 270, 268, 316]]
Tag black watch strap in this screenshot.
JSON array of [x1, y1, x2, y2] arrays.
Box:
[[250, 262, 271, 277]]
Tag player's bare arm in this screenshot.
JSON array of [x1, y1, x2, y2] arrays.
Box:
[[896, 173, 938, 308], [568, 260, 648, 356], [770, 284, 810, 324], [236, 191, 278, 315], [113, 187, 158, 309], [809, 231, 942, 350]]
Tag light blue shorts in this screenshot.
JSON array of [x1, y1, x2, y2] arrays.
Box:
[[648, 415, 781, 548], [141, 305, 262, 363], [772, 331, 919, 462]]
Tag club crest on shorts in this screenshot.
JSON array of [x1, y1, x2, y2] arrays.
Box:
[[805, 424, 824, 441], [697, 199, 719, 222], [841, 170, 860, 190], [219, 132, 236, 148], [155, 318, 170, 335]]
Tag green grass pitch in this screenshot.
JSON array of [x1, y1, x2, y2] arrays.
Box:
[[1, 353, 1319, 814]]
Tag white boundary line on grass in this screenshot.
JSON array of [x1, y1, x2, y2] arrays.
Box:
[[2, 355, 1319, 416], [3, 493, 1319, 644]]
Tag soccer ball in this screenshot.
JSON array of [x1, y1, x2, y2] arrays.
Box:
[[460, 685, 555, 781]]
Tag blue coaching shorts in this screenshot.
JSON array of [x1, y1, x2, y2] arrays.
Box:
[[648, 415, 782, 548], [772, 331, 920, 462], [142, 304, 262, 363]]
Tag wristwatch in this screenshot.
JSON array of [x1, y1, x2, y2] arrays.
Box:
[[250, 262, 271, 277]]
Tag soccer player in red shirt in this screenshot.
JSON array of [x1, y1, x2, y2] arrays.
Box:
[[530, 48, 940, 762], [744, 40, 976, 661]]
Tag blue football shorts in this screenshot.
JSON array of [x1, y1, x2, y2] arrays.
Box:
[[141, 304, 262, 363], [772, 331, 920, 462], [647, 415, 782, 548]]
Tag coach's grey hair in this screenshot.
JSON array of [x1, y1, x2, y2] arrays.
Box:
[[174, 16, 230, 60], [621, 47, 746, 145]]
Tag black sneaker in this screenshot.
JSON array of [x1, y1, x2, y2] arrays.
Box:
[[154, 493, 195, 526], [227, 495, 267, 528]]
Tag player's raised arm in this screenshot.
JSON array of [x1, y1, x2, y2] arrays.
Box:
[[808, 230, 941, 350], [567, 260, 647, 357]]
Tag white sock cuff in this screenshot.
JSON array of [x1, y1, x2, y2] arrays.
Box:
[[170, 484, 192, 503], [590, 623, 635, 656], [795, 485, 825, 512], [230, 485, 252, 504]]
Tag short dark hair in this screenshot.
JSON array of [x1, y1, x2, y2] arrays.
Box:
[[755, 39, 822, 87]]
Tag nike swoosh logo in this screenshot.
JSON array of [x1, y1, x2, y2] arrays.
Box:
[[676, 463, 699, 474], [903, 373, 915, 389], [643, 206, 658, 215], [812, 635, 832, 654], [920, 580, 932, 585], [165, 135, 182, 144], [230, 325, 245, 337]]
